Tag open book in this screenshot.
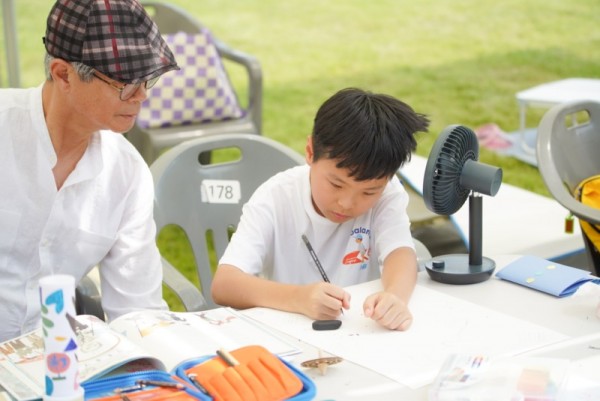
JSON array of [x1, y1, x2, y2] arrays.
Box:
[[0, 308, 301, 401]]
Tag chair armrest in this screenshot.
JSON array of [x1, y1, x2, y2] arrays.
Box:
[[161, 257, 208, 312], [75, 275, 106, 321], [413, 238, 432, 272], [213, 39, 263, 133]]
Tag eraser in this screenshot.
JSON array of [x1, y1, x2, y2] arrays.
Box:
[[312, 319, 342, 331]]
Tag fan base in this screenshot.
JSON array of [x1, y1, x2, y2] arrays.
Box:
[[425, 254, 495, 285]]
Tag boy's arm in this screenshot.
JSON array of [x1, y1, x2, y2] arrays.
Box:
[[363, 247, 418, 331], [211, 264, 350, 320], [380, 247, 418, 303]]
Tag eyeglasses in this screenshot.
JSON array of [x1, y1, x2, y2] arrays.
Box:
[[92, 72, 160, 101]]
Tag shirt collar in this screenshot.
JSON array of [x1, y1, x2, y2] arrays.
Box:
[[62, 132, 104, 188], [35, 84, 104, 184]]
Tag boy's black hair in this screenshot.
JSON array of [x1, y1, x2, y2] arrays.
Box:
[[311, 87, 429, 181]]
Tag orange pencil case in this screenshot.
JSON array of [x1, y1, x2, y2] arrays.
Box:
[[180, 345, 310, 401]]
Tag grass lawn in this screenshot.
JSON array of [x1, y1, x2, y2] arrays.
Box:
[[4, 0, 600, 308]]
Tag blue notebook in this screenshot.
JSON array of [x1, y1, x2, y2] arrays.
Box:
[[496, 255, 599, 297]]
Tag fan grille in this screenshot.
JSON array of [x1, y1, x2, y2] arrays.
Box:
[[424, 125, 479, 215]]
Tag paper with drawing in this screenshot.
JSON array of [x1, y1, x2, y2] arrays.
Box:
[[242, 281, 569, 389]]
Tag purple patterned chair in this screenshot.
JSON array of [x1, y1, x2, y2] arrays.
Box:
[[126, 2, 262, 164]]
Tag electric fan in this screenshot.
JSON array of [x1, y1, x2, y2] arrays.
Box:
[[423, 125, 503, 284]]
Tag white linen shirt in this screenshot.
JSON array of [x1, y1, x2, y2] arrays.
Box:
[[219, 165, 415, 286], [0, 86, 166, 342]]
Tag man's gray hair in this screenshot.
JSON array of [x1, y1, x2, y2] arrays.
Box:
[[44, 53, 95, 82]]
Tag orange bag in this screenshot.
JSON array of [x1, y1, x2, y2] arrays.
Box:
[[185, 345, 303, 401], [574, 175, 600, 252]]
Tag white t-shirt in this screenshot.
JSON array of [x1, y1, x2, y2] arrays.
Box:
[[0, 86, 166, 342], [219, 165, 415, 287]]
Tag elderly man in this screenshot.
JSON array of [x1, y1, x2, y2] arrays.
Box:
[[0, 0, 179, 342]]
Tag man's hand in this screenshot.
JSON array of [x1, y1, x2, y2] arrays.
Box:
[[363, 291, 413, 331]]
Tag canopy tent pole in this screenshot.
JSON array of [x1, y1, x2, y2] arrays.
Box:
[[2, 0, 20, 87]]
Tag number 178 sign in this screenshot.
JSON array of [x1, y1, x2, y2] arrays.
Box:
[[200, 180, 242, 204]]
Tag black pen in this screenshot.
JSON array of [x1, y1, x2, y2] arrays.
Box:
[[302, 234, 331, 283], [135, 380, 185, 389], [301, 234, 344, 314]]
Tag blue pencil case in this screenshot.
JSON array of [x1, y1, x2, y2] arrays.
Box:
[[82, 370, 206, 400], [173, 345, 316, 401], [496, 255, 598, 297]]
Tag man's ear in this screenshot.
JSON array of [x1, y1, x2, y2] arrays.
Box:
[[49, 59, 71, 86], [305, 135, 314, 165]]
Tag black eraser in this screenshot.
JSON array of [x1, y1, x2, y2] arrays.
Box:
[[312, 319, 342, 331]]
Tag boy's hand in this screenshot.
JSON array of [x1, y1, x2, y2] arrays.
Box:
[[298, 282, 350, 320], [363, 291, 413, 331]]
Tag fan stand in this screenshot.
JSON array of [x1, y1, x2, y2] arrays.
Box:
[[425, 193, 496, 284]]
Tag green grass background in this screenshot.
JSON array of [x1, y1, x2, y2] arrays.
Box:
[[3, 0, 600, 308]]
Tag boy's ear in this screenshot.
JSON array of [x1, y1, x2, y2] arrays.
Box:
[[305, 136, 314, 164]]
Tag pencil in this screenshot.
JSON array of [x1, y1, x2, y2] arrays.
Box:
[[216, 348, 240, 367], [187, 373, 210, 396], [301, 234, 344, 315]]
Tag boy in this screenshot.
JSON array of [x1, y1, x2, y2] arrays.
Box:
[[211, 88, 429, 331]]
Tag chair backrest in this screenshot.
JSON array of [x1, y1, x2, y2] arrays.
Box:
[[150, 134, 305, 308], [139, 3, 243, 129], [143, 1, 204, 34], [537, 100, 600, 274], [537, 100, 600, 225], [127, 2, 262, 164], [141, 1, 261, 129]]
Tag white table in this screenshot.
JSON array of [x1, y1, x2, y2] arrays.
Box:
[[516, 78, 600, 136], [514, 78, 600, 159], [1, 261, 596, 400], [279, 255, 600, 400]]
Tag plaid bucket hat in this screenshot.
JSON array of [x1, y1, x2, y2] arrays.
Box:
[[43, 0, 179, 84]]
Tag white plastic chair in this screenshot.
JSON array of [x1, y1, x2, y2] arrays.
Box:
[[150, 133, 305, 308], [537, 100, 600, 274], [414, 238, 433, 271], [127, 2, 262, 164]]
